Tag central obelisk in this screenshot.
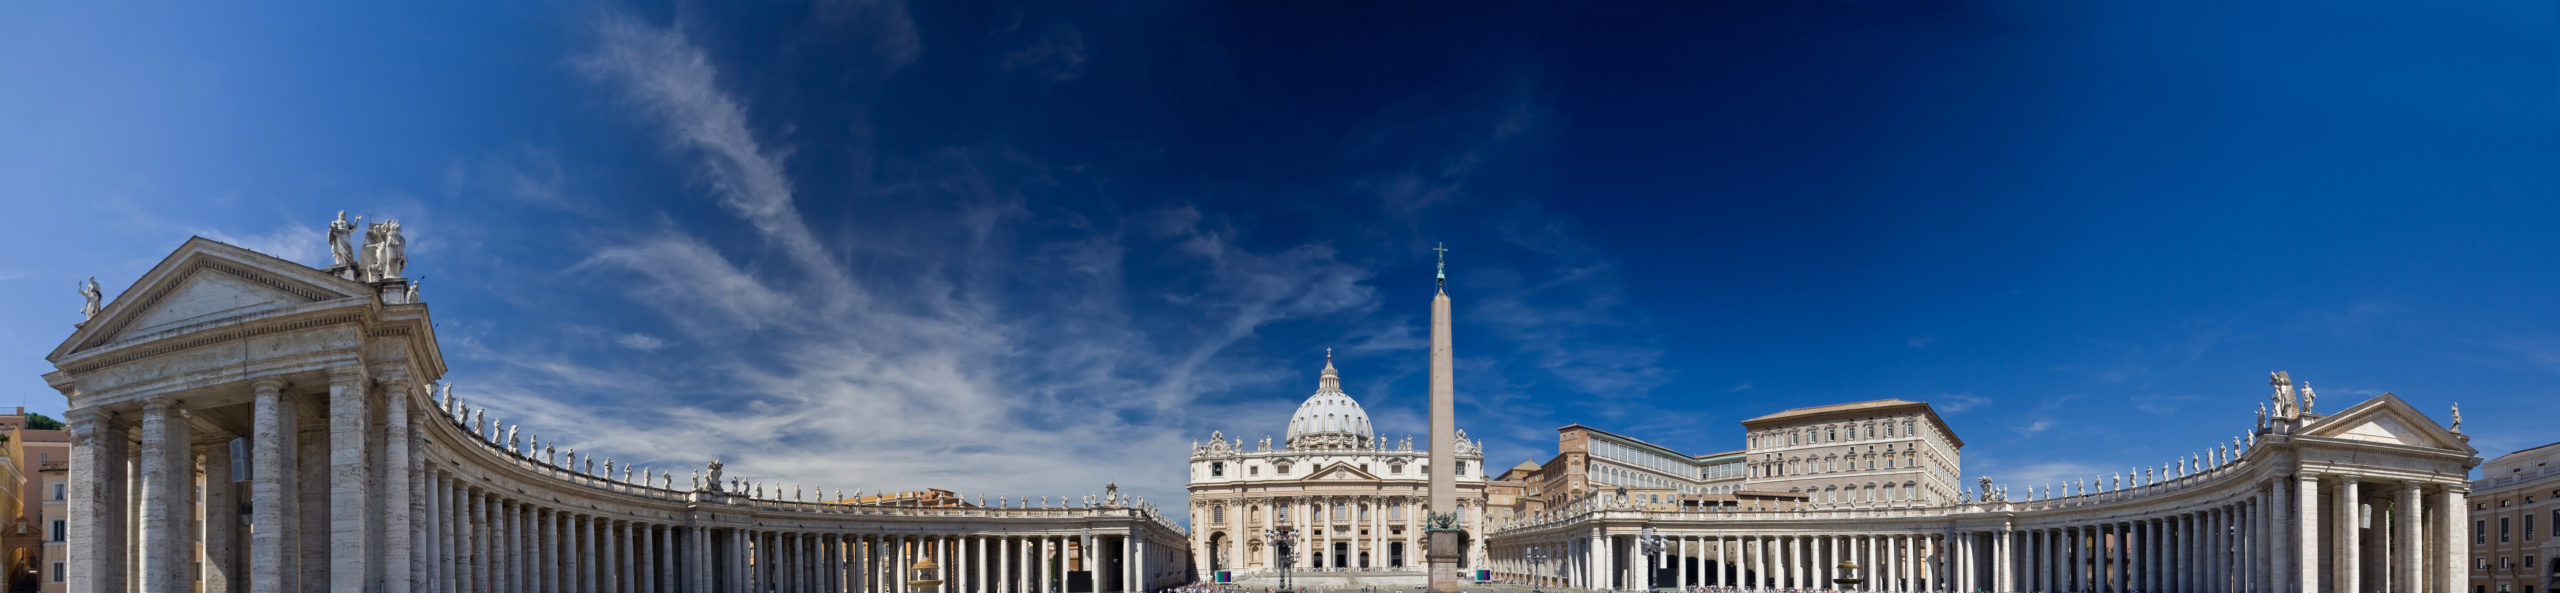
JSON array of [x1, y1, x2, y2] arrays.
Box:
[[1426, 243, 1461, 593]]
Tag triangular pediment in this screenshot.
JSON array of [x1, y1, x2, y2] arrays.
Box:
[[51, 237, 372, 360], [1304, 462, 1382, 481], [2298, 393, 2476, 454]]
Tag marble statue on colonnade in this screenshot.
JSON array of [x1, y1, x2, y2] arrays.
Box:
[[77, 276, 102, 323]]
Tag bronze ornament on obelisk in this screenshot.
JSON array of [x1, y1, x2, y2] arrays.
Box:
[[1426, 243, 1462, 593]]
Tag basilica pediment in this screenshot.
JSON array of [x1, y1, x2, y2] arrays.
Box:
[[51, 237, 372, 361], [1304, 462, 1382, 482], [2295, 393, 2474, 454]]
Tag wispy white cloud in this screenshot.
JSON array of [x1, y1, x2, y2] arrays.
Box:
[[1933, 392, 1990, 413], [443, 9, 1413, 512], [579, 13, 854, 300]]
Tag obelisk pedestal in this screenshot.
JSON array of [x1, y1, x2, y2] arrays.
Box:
[[1426, 245, 1461, 593]]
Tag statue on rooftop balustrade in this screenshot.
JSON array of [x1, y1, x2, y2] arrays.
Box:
[[78, 277, 102, 323], [328, 211, 363, 269]]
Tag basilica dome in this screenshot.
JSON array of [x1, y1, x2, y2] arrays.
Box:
[[1285, 354, 1374, 449]]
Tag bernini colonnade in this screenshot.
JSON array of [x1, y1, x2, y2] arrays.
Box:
[[44, 237, 1191, 593], [1489, 389, 2478, 593]]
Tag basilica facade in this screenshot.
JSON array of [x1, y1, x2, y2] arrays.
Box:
[[1185, 356, 1488, 585]]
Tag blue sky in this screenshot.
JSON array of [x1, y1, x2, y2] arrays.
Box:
[[3, 1, 2556, 512]]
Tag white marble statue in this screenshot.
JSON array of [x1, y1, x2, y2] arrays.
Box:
[[2299, 381, 2317, 414], [369, 220, 407, 279], [2270, 371, 2297, 419], [405, 279, 419, 303], [79, 276, 103, 323], [328, 211, 363, 269], [691, 471, 701, 490], [2451, 403, 2463, 432]]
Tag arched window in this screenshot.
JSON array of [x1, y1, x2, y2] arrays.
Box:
[[1215, 506, 1226, 522]]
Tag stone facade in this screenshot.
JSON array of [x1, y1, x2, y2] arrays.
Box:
[[1184, 357, 1488, 586], [1742, 399, 1965, 506], [2469, 440, 2560, 593], [44, 235, 1191, 593], [1486, 386, 2481, 593]]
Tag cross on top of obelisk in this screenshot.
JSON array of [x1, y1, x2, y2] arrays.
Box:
[[1433, 242, 1447, 287]]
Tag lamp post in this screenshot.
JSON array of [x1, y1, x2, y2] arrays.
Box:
[[1524, 545, 1550, 593], [1638, 526, 1665, 592], [1266, 528, 1299, 593]]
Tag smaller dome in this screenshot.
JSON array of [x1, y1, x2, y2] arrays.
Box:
[[1286, 352, 1374, 449]]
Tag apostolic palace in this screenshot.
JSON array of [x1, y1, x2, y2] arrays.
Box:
[[34, 217, 2504, 593]]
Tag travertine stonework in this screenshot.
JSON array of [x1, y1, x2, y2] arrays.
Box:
[[1184, 355, 1488, 586], [1486, 385, 2481, 593], [47, 235, 1190, 593]]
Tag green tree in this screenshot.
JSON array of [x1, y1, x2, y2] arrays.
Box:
[[22, 412, 62, 431]]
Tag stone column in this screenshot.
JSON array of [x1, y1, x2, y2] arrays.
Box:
[[2433, 485, 2465, 593], [326, 368, 375, 592], [139, 398, 195, 592], [2393, 483, 2418, 593], [419, 474, 437, 593], [2295, 475, 2320, 593], [2335, 477, 2358, 593], [65, 407, 128, 593], [242, 380, 297, 593], [378, 379, 411, 593]]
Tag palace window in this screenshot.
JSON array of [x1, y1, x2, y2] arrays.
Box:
[[2531, 515, 2539, 541], [1278, 506, 1290, 521], [1828, 429, 1837, 441], [51, 482, 63, 501], [1360, 505, 1370, 520], [1457, 461, 1468, 476], [49, 520, 64, 542], [1250, 466, 1259, 476], [1866, 425, 1875, 438], [1334, 502, 1348, 521], [1884, 423, 1894, 437], [1211, 462, 1224, 477], [1904, 421, 1915, 436], [2478, 520, 2488, 544], [1392, 502, 1404, 521], [2504, 517, 2513, 543], [1214, 506, 1226, 522]]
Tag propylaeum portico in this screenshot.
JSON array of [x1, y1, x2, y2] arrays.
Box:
[[1427, 244, 1461, 593]]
